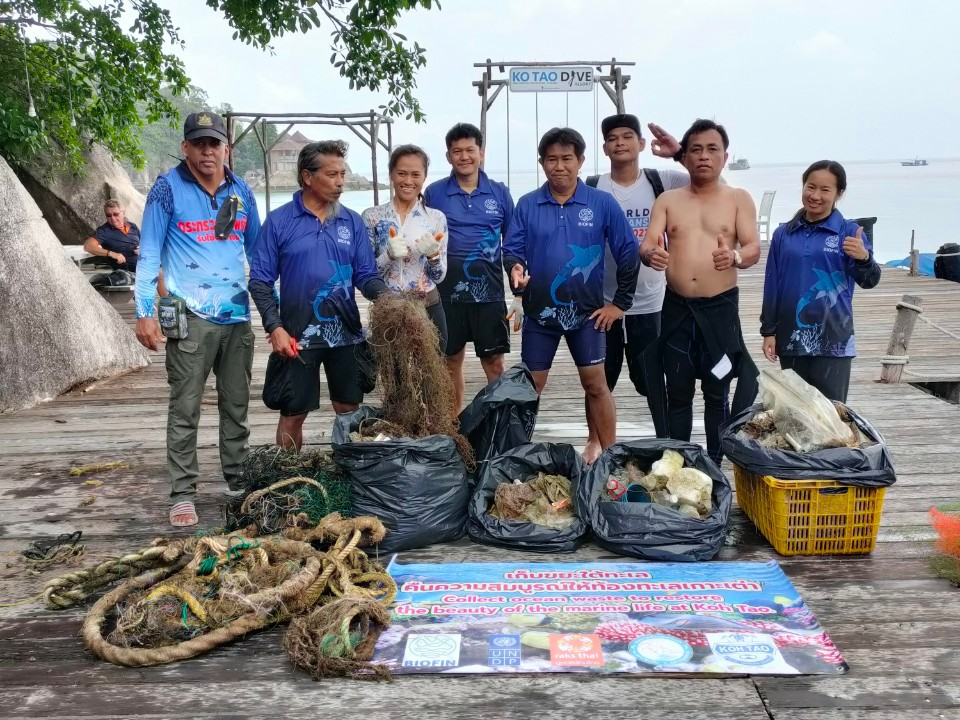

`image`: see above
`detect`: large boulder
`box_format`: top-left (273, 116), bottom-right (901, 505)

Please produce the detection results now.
top-left (14, 144), bottom-right (146, 245)
top-left (0, 156), bottom-right (149, 414)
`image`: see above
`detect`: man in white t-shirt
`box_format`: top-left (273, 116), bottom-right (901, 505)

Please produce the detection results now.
top-left (584, 114), bottom-right (688, 458)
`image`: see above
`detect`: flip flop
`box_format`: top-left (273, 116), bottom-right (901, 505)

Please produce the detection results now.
top-left (169, 500), bottom-right (198, 527)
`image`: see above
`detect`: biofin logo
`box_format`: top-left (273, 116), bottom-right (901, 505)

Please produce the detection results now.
top-left (402, 633), bottom-right (461, 668)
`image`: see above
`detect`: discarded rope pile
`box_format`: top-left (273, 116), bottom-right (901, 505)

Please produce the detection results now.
top-left (368, 292), bottom-right (475, 469)
top-left (226, 447), bottom-right (351, 534)
top-left (43, 513), bottom-right (397, 678)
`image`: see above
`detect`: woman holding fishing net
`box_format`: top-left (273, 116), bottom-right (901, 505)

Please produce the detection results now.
top-left (362, 145), bottom-right (449, 347)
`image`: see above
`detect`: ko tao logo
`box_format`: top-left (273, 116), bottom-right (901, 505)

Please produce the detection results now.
top-left (484, 199), bottom-right (499, 211)
top-left (579, 208), bottom-right (595, 223)
top-left (337, 226), bottom-right (352, 240)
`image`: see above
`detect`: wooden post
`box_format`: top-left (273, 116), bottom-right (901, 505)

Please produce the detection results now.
top-left (909, 229), bottom-right (919, 276)
top-left (880, 294), bottom-right (923, 383)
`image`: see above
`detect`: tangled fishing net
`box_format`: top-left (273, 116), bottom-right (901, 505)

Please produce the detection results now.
top-left (930, 504), bottom-right (960, 586)
top-left (42, 513), bottom-right (397, 680)
top-left (225, 446), bottom-right (351, 535)
top-left (367, 292), bottom-right (475, 469)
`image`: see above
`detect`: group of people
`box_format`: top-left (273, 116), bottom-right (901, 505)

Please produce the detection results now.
top-left (129, 110), bottom-right (880, 527)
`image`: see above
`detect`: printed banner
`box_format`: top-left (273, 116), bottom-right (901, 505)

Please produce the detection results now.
top-left (371, 560), bottom-right (847, 675)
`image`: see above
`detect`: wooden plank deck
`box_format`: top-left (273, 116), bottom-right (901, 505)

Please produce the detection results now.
top-left (2, 259), bottom-right (960, 719)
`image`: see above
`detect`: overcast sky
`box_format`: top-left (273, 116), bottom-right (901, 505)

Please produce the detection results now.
top-left (162, 0), bottom-right (958, 175)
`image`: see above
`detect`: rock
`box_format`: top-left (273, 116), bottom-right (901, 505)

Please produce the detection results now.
top-left (14, 144), bottom-right (146, 246)
top-left (0, 156), bottom-right (149, 413)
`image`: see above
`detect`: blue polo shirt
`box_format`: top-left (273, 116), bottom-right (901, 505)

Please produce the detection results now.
top-left (760, 209), bottom-right (880, 357)
top-left (135, 162), bottom-right (261, 323)
top-left (423, 170), bottom-right (514, 303)
top-left (248, 192), bottom-right (380, 349)
top-left (503, 180), bottom-right (638, 331)
top-left (94, 221), bottom-right (140, 272)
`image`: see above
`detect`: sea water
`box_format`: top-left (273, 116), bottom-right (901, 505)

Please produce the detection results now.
top-left (254, 160), bottom-right (960, 263)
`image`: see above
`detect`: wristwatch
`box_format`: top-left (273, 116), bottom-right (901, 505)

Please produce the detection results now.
top-left (733, 249), bottom-right (742, 268)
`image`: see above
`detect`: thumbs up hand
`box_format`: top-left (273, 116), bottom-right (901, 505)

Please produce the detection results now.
top-left (843, 226), bottom-right (869, 261)
top-left (713, 234), bottom-right (735, 271)
top-left (644, 232), bottom-right (670, 271)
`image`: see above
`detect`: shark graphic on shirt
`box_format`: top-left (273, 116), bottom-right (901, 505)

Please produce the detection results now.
top-left (796, 268), bottom-right (848, 329)
top-left (312, 261), bottom-right (354, 322)
top-left (549, 244), bottom-right (603, 307)
top-left (463, 228), bottom-right (500, 281)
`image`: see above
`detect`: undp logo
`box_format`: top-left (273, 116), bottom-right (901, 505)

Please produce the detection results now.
top-left (337, 226), bottom-right (351, 240)
top-left (579, 208), bottom-right (594, 223)
top-left (484, 199), bottom-right (498, 211)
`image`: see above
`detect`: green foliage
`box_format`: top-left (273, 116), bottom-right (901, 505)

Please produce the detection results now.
top-left (207, 0), bottom-right (438, 121)
top-left (0, 0), bottom-right (189, 171)
top-left (0, 0), bottom-right (437, 172)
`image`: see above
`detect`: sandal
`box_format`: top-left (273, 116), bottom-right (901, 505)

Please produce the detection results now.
top-left (169, 500), bottom-right (198, 527)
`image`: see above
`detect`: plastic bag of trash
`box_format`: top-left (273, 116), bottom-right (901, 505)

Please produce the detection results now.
top-left (333, 407), bottom-right (470, 553)
top-left (580, 439), bottom-right (732, 561)
top-left (468, 443), bottom-right (588, 553)
top-left (458, 364), bottom-right (539, 471)
top-left (759, 368), bottom-right (855, 451)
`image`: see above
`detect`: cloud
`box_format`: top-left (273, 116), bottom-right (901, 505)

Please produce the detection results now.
top-left (794, 31), bottom-right (854, 60)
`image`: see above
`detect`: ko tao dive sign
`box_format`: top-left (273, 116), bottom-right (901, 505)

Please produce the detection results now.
top-left (508, 66), bottom-right (595, 92)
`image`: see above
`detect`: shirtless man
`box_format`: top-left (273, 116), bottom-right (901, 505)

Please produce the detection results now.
top-left (638, 119), bottom-right (760, 463)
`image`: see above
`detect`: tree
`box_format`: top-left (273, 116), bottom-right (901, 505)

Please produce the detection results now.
top-left (0, 0), bottom-right (438, 172)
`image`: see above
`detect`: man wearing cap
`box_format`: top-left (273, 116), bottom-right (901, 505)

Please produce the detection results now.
top-left (134, 111), bottom-right (262, 528)
top-left (582, 115), bottom-right (688, 458)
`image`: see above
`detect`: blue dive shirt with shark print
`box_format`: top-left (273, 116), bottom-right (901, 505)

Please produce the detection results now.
top-left (135, 162), bottom-right (261, 323)
top-left (248, 192), bottom-right (381, 350)
top-left (423, 170), bottom-right (514, 304)
top-left (760, 209), bottom-right (881, 357)
top-left (503, 180), bottom-right (638, 331)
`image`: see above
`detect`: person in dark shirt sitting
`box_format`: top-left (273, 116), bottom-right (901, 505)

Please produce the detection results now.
top-left (84, 199), bottom-right (140, 272)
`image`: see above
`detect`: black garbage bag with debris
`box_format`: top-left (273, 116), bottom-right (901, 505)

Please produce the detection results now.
top-left (332, 406), bottom-right (470, 553)
top-left (581, 439), bottom-right (732, 562)
top-left (468, 442), bottom-right (588, 553)
top-left (720, 403), bottom-right (896, 487)
top-left (458, 364), bottom-right (539, 472)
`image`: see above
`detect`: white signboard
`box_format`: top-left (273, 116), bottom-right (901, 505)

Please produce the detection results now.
top-left (508, 66), bottom-right (594, 93)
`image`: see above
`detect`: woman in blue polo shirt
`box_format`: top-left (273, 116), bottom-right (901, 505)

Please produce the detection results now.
top-left (760, 160), bottom-right (880, 402)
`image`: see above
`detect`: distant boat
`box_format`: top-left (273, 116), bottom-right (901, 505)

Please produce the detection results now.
top-left (901, 158), bottom-right (928, 166)
top-left (729, 156), bottom-right (750, 170)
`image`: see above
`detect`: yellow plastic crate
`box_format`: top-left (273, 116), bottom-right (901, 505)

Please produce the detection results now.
top-left (733, 466), bottom-right (886, 556)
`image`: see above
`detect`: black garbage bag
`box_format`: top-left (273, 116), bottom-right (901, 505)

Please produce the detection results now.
top-left (720, 403), bottom-right (896, 487)
top-left (458, 364), bottom-right (539, 470)
top-left (332, 407), bottom-right (470, 553)
top-left (935, 242), bottom-right (960, 283)
top-left (581, 440), bottom-right (732, 562)
top-left (468, 442), bottom-right (588, 553)
top-left (90, 269), bottom-right (135, 288)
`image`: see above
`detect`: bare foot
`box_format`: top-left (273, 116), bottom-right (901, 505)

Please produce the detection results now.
top-left (582, 440), bottom-right (602, 465)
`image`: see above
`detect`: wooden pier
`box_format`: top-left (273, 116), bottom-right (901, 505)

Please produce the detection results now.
top-left (1, 259), bottom-right (959, 719)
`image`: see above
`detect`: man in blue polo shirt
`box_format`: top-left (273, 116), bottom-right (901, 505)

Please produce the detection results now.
top-left (249, 140), bottom-right (387, 450)
top-left (423, 123), bottom-right (515, 409)
top-left (83, 199), bottom-right (141, 272)
top-left (134, 111), bottom-right (262, 528)
top-left (503, 127), bottom-right (638, 463)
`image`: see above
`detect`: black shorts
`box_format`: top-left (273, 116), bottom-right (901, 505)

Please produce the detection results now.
top-left (264, 344), bottom-right (363, 416)
top-left (443, 301), bottom-right (510, 358)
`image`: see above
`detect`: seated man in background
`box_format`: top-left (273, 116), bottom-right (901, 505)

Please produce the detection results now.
top-left (84, 199), bottom-right (140, 273)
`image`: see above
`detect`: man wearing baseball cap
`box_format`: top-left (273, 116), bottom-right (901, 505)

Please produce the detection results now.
top-left (134, 110), bottom-right (262, 527)
top-left (582, 114), bottom-right (689, 458)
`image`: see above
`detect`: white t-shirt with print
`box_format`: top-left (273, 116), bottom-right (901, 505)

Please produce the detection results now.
top-left (598, 169), bottom-right (689, 315)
